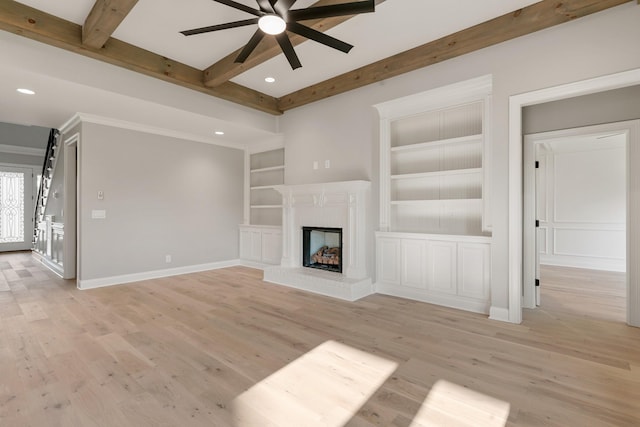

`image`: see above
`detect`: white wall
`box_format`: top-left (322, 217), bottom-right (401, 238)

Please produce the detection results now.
top-left (537, 143), bottom-right (626, 271)
top-left (78, 121), bottom-right (244, 283)
top-left (279, 3), bottom-right (640, 313)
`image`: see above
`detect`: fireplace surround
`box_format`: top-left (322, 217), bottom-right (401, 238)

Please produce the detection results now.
top-left (263, 180), bottom-right (372, 301)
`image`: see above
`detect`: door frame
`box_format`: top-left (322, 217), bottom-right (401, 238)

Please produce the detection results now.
top-left (0, 163), bottom-right (37, 252)
top-left (508, 68), bottom-right (640, 326)
top-left (523, 121), bottom-right (636, 313)
top-left (63, 133), bottom-right (79, 279)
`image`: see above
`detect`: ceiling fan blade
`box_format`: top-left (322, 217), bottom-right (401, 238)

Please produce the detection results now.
top-left (181, 18), bottom-right (259, 36)
top-left (212, 0), bottom-right (263, 17)
top-left (289, 0), bottom-right (374, 21)
top-left (287, 21), bottom-right (352, 53)
top-left (275, 33), bottom-right (302, 69)
top-left (235, 29), bottom-right (266, 63)
top-left (256, 0), bottom-right (276, 13)
top-left (273, 0), bottom-right (296, 17)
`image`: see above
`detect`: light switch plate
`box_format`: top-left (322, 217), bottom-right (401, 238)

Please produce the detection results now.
top-left (91, 209), bottom-right (106, 219)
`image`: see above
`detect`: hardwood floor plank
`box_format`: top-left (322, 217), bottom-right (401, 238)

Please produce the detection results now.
top-left (0, 252), bottom-right (639, 426)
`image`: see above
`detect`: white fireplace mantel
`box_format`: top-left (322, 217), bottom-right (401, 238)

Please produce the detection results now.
top-left (263, 180), bottom-right (373, 301)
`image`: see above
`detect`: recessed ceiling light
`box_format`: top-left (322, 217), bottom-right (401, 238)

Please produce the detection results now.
top-left (215, 131), bottom-right (225, 135)
top-left (17, 88), bottom-right (35, 95)
top-left (265, 77), bottom-right (276, 83)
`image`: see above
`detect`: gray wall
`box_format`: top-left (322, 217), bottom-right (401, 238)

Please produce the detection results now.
top-left (0, 122), bottom-right (50, 166)
top-left (278, 3), bottom-right (640, 313)
top-left (79, 122), bottom-right (244, 281)
top-left (523, 85), bottom-right (640, 134)
top-left (0, 122), bottom-right (50, 148)
top-left (0, 152), bottom-right (43, 166)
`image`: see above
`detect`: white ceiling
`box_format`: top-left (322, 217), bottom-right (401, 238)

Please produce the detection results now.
top-left (14, 0), bottom-right (542, 97)
top-left (2, 0), bottom-right (542, 148)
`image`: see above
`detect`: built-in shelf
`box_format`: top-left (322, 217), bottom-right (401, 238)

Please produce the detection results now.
top-left (391, 168), bottom-right (482, 180)
top-left (390, 198), bottom-right (482, 205)
top-left (373, 75), bottom-right (492, 315)
top-left (248, 148), bottom-right (285, 227)
top-left (250, 165), bottom-right (285, 174)
top-left (391, 134), bottom-right (482, 152)
top-left (250, 205), bottom-right (283, 209)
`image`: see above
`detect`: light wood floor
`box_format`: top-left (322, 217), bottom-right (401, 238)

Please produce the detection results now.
top-left (539, 264), bottom-right (626, 323)
top-left (1, 251), bottom-right (639, 426)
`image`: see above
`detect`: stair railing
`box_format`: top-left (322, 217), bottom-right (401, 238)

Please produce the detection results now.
top-left (32, 128), bottom-right (60, 248)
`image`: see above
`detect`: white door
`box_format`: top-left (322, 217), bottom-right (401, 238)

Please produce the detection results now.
top-left (0, 166), bottom-right (34, 252)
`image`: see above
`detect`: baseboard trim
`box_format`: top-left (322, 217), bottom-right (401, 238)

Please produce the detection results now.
top-left (540, 258), bottom-right (625, 273)
top-left (77, 259), bottom-right (240, 290)
top-left (32, 250), bottom-right (64, 278)
top-left (489, 306), bottom-right (511, 323)
top-left (375, 283), bottom-right (490, 315)
top-left (238, 260), bottom-right (277, 270)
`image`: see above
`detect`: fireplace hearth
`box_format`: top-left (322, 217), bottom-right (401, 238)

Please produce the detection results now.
top-left (302, 226), bottom-right (342, 273)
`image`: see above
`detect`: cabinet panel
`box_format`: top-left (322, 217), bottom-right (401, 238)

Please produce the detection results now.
top-left (401, 240), bottom-right (426, 289)
top-left (427, 241), bottom-right (457, 295)
top-left (240, 226), bottom-right (283, 265)
top-left (377, 238), bottom-right (401, 286)
top-left (262, 230), bottom-right (282, 265)
top-left (457, 243), bottom-right (490, 299)
top-left (240, 228), bottom-right (261, 262)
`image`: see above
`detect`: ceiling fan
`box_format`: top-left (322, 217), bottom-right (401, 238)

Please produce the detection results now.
top-left (180, 0), bottom-right (375, 70)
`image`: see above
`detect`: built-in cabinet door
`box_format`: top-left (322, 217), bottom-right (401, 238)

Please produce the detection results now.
top-left (457, 243), bottom-right (490, 299)
top-left (426, 241), bottom-right (457, 295)
top-left (240, 228), bottom-right (262, 262)
top-left (261, 230), bottom-right (282, 265)
top-left (377, 237), bottom-right (401, 286)
top-left (239, 229), bottom-right (253, 260)
top-left (401, 239), bottom-right (426, 289)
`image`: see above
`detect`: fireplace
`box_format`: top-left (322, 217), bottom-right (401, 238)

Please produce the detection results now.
top-left (302, 227), bottom-right (342, 273)
top-left (263, 180), bottom-right (372, 301)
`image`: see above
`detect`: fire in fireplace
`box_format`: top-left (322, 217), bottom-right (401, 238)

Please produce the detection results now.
top-left (302, 226), bottom-right (342, 273)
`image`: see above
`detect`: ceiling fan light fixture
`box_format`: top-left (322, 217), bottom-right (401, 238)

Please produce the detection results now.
top-left (258, 15), bottom-right (286, 35)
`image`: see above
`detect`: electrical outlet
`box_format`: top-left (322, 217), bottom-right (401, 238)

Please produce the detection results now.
top-left (324, 159), bottom-right (330, 169)
top-left (165, 255), bottom-right (172, 263)
top-left (97, 190), bottom-right (104, 200)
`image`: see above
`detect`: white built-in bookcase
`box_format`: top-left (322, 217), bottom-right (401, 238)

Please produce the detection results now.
top-left (374, 75), bottom-right (493, 314)
top-left (240, 147), bottom-right (284, 266)
top-left (249, 148), bottom-right (284, 226)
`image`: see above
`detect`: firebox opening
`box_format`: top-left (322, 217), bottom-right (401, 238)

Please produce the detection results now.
top-left (302, 227), bottom-right (342, 273)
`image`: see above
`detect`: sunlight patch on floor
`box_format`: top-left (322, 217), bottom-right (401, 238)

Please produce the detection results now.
top-left (409, 380), bottom-right (510, 427)
top-left (232, 340), bottom-right (398, 427)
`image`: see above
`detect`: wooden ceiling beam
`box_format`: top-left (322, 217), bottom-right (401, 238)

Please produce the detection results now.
top-left (277, 0), bottom-right (631, 111)
top-left (0, 0), bottom-right (282, 115)
top-left (83, 0), bottom-right (139, 49)
top-left (203, 0), bottom-right (386, 88)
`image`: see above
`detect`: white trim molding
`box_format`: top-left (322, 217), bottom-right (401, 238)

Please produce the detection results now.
top-left (78, 259), bottom-right (240, 290)
top-left (58, 112), bottom-right (248, 151)
top-left (509, 67), bottom-right (640, 326)
top-left (0, 144), bottom-right (45, 157)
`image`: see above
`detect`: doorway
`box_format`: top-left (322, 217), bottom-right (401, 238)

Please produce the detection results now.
top-left (523, 123), bottom-right (629, 321)
top-left (0, 165), bottom-right (34, 252)
top-left (508, 69), bottom-right (640, 327)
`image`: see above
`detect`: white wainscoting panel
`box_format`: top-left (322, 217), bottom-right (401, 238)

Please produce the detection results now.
top-left (536, 144), bottom-right (626, 271)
